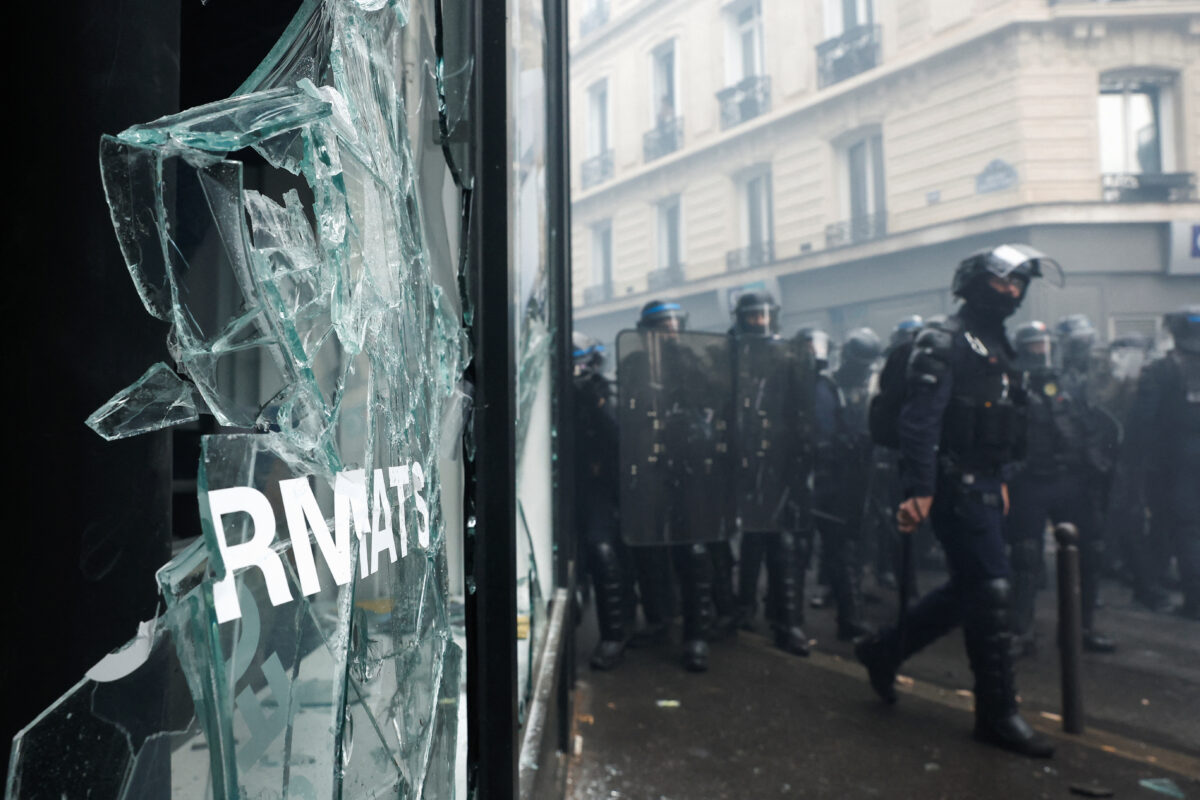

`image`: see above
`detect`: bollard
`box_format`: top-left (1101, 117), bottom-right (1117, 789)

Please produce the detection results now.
top-left (1055, 522), bottom-right (1085, 734)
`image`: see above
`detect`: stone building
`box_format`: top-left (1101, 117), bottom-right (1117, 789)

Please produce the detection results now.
top-left (569, 0), bottom-right (1200, 348)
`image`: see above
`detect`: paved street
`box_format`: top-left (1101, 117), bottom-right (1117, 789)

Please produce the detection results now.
top-left (566, 568), bottom-right (1200, 799)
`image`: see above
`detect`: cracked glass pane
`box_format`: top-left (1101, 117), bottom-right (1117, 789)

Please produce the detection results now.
top-left (8, 0), bottom-right (471, 797)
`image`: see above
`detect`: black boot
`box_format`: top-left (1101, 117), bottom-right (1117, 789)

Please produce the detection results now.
top-left (1080, 535), bottom-right (1116, 653)
top-left (833, 525), bottom-right (869, 640)
top-left (965, 578), bottom-right (1054, 759)
top-left (589, 541), bottom-right (628, 670)
top-left (768, 532), bottom-right (810, 657)
top-left (854, 634), bottom-right (898, 704)
top-left (676, 543), bottom-right (715, 672)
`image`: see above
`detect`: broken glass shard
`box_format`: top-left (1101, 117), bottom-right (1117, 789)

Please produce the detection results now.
top-left (86, 362), bottom-right (202, 441)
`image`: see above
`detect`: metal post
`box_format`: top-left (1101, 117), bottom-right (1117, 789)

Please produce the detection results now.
top-left (1055, 522), bottom-right (1085, 734)
top-left (466, 0), bottom-right (519, 795)
top-left (543, 0), bottom-right (577, 756)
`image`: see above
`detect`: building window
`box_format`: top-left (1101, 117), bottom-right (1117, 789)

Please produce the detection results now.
top-left (1099, 70), bottom-right (1191, 202)
top-left (824, 0), bottom-right (873, 36)
top-left (817, 0), bottom-right (879, 88)
top-left (827, 129), bottom-right (887, 247)
top-left (651, 40), bottom-right (678, 124)
top-left (727, 169), bottom-right (774, 271)
top-left (727, 0), bottom-right (763, 84)
top-left (582, 79), bottom-right (614, 189)
top-left (644, 41), bottom-right (684, 162)
top-left (717, 1), bottom-right (770, 129)
top-left (649, 196), bottom-right (684, 290)
top-left (585, 220), bottom-right (613, 304)
top-left (580, 0), bottom-right (609, 37)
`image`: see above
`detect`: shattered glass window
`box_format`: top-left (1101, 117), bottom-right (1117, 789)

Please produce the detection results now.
top-left (8, 1), bottom-right (474, 797)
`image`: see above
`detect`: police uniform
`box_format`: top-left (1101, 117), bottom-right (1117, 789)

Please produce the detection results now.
top-left (856, 243), bottom-right (1060, 759)
top-left (1126, 309), bottom-right (1200, 619)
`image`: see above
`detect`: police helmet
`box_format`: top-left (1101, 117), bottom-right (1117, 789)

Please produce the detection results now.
top-left (732, 291), bottom-right (780, 336)
top-left (637, 299), bottom-right (688, 332)
top-left (841, 327), bottom-right (883, 368)
top-left (796, 326), bottom-right (831, 369)
top-left (1055, 314), bottom-right (1098, 368)
top-left (572, 331), bottom-right (605, 378)
top-left (1165, 305), bottom-right (1200, 354)
top-left (951, 243), bottom-right (1065, 300)
top-left (1013, 320), bottom-right (1053, 369)
top-left (890, 315), bottom-right (923, 348)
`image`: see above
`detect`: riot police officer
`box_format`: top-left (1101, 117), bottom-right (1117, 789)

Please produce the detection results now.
top-left (890, 315), bottom-right (924, 349)
top-left (1005, 321), bottom-right (1116, 657)
top-left (855, 244), bottom-right (1061, 758)
top-left (620, 300), bottom-right (724, 670)
top-left (823, 328), bottom-right (882, 640)
top-left (572, 333), bottom-right (634, 669)
top-left (1126, 306), bottom-right (1200, 620)
top-left (731, 292), bottom-right (812, 655)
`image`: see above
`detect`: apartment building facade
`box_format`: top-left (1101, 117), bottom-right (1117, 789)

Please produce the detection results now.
top-left (569, 0), bottom-right (1200, 349)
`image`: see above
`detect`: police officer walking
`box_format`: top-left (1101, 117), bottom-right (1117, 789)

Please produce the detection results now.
top-left (855, 244), bottom-right (1061, 758)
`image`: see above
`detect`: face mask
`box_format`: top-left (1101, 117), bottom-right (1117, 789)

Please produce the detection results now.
top-left (963, 281), bottom-right (1021, 322)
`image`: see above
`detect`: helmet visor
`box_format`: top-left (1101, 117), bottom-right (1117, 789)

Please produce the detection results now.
top-left (989, 244), bottom-right (1065, 288)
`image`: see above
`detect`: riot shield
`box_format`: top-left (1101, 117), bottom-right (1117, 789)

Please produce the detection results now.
top-left (733, 336), bottom-right (811, 532)
top-left (617, 329), bottom-right (734, 545)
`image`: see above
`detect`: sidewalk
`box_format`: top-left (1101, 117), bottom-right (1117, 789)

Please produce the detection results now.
top-left (565, 578), bottom-right (1200, 800)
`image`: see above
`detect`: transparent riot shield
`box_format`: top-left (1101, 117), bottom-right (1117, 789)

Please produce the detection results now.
top-left (733, 336), bottom-right (811, 532)
top-left (617, 329), bottom-right (734, 545)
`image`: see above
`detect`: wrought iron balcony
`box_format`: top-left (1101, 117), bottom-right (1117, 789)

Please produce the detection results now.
top-left (825, 213), bottom-right (887, 248)
top-left (816, 25), bottom-right (881, 88)
top-left (643, 116), bottom-right (684, 162)
top-left (725, 240), bottom-right (774, 272)
top-left (580, 149), bottom-right (614, 190)
top-left (647, 262), bottom-right (685, 291)
top-left (1101, 172), bottom-right (1195, 203)
top-left (579, 1), bottom-right (609, 37)
top-left (716, 75), bottom-right (771, 130)
top-left (582, 283), bottom-right (613, 305)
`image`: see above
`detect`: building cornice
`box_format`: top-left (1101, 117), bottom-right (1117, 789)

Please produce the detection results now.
top-left (573, 201), bottom-right (1200, 320)
top-left (571, 4), bottom-right (1200, 209)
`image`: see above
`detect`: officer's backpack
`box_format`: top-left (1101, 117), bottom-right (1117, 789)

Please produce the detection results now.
top-left (868, 342), bottom-right (912, 449)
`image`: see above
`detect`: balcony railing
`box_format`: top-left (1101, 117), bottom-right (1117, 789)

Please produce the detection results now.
top-left (717, 75), bottom-right (771, 130)
top-left (579, 1), bottom-right (609, 37)
top-left (816, 25), bottom-right (881, 88)
top-left (580, 149), bottom-right (614, 190)
top-left (725, 240), bottom-right (775, 272)
top-left (1101, 172), bottom-right (1195, 203)
top-left (825, 213), bottom-right (887, 248)
top-left (647, 262), bottom-right (685, 291)
top-left (582, 283), bottom-right (612, 305)
top-left (643, 116), bottom-right (684, 162)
